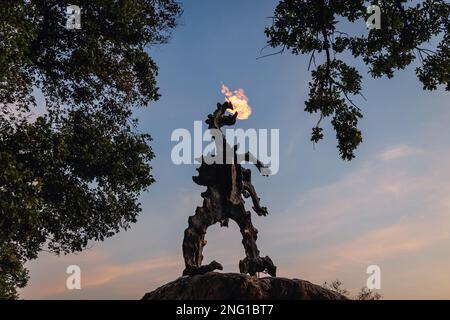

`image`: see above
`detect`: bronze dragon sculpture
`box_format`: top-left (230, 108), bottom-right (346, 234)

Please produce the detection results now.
top-left (182, 101), bottom-right (277, 277)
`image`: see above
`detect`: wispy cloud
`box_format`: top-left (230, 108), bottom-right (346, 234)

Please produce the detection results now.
top-left (263, 144), bottom-right (450, 297)
top-left (379, 145), bottom-right (421, 161)
top-left (21, 253), bottom-right (182, 299)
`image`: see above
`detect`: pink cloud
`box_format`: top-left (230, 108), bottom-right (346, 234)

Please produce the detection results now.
top-left (379, 145), bottom-right (420, 161)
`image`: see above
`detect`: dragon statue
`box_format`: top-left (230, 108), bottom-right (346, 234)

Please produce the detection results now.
top-left (182, 101), bottom-right (277, 277)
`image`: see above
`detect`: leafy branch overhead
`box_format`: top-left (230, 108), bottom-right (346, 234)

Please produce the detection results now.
top-left (265, 0), bottom-right (449, 160)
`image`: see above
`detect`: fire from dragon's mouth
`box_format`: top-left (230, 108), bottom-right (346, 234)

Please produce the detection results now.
top-left (221, 84), bottom-right (252, 120)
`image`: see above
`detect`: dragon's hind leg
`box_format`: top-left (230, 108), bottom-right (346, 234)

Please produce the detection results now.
top-left (232, 207), bottom-right (277, 277)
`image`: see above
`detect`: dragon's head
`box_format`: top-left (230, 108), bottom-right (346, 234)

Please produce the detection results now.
top-left (205, 101), bottom-right (238, 129)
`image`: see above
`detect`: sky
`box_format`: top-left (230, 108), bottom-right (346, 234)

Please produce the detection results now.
top-left (19, 0), bottom-right (450, 299)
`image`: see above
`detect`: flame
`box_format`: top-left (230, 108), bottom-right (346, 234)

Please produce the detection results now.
top-left (221, 84), bottom-right (252, 120)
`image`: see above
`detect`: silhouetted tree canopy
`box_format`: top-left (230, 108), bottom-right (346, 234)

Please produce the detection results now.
top-left (0, 0), bottom-right (181, 298)
top-left (265, 0), bottom-right (449, 160)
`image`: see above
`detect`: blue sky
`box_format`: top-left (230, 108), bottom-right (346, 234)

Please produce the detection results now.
top-left (20, 0), bottom-right (450, 299)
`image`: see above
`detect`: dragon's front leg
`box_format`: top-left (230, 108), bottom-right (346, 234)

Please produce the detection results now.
top-left (243, 182), bottom-right (268, 216)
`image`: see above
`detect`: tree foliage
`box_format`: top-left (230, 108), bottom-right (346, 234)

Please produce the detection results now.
top-left (0, 0), bottom-right (181, 298)
top-left (323, 279), bottom-right (382, 300)
top-left (0, 243), bottom-right (29, 299)
top-left (265, 0), bottom-right (449, 160)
